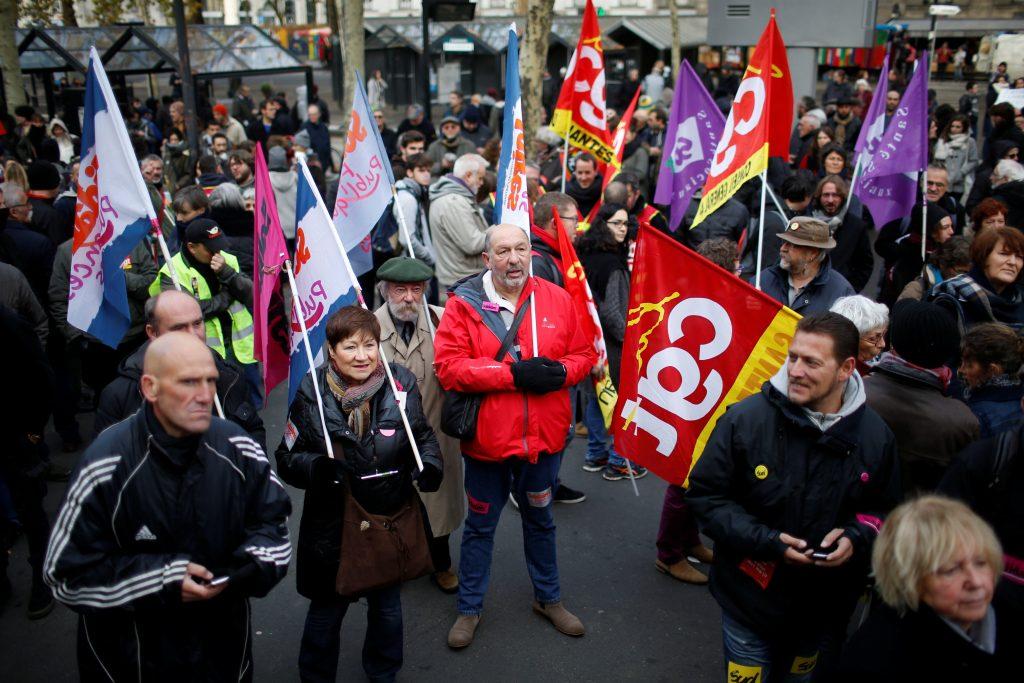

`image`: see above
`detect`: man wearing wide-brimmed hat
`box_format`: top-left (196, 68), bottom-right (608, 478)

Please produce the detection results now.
top-left (758, 216), bottom-right (855, 314)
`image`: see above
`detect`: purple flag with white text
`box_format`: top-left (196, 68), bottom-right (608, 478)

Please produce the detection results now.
top-left (653, 61), bottom-right (724, 232)
top-left (852, 53), bottom-right (890, 163)
top-left (856, 54), bottom-right (928, 227)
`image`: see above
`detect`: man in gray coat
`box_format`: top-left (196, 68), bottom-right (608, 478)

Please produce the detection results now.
top-left (429, 154), bottom-right (489, 298)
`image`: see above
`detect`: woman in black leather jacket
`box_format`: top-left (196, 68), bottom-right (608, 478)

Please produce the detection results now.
top-left (276, 305), bottom-right (442, 683)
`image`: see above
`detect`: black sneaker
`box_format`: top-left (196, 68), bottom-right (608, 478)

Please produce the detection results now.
top-left (581, 457), bottom-right (608, 473)
top-left (554, 484), bottom-right (586, 504)
top-left (27, 581), bottom-right (55, 620)
top-left (602, 463), bottom-right (649, 481)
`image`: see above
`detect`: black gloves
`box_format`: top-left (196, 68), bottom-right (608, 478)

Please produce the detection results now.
top-left (315, 455), bottom-right (354, 484)
top-left (414, 463), bottom-right (443, 493)
top-left (511, 356), bottom-right (567, 394)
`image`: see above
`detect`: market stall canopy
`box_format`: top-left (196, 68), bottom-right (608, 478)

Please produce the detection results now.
top-left (16, 24), bottom-right (308, 79)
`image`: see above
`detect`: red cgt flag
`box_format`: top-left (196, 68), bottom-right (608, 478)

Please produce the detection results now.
top-left (550, 0), bottom-right (615, 165)
top-left (691, 9), bottom-right (792, 228)
top-left (612, 226), bottom-right (800, 485)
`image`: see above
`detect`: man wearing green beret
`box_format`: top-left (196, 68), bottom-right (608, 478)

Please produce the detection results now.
top-left (374, 257), bottom-right (465, 594)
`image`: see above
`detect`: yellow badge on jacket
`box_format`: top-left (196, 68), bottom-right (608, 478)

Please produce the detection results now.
top-left (754, 465), bottom-right (768, 480)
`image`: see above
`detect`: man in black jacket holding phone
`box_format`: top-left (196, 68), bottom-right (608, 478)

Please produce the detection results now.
top-left (688, 313), bottom-right (901, 682)
top-left (44, 332), bottom-right (291, 681)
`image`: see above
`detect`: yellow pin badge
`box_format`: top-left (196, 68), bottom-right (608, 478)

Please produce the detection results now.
top-left (754, 465), bottom-right (769, 480)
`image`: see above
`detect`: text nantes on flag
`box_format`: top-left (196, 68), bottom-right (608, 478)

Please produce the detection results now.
top-left (612, 226), bottom-right (800, 486)
top-left (690, 10), bottom-right (793, 229)
top-left (550, 0), bottom-right (615, 165)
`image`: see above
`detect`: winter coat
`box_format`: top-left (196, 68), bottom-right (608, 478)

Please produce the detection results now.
top-left (962, 376), bottom-right (1024, 439)
top-left (46, 118), bottom-right (80, 165)
top-left (682, 195), bottom-right (749, 249)
top-left (565, 177), bottom-right (603, 218)
top-left (425, 136), bottom-right (476, 177)
top-left (758, 257), bottom-right (856, 315)
top-left (688, 369), bottom-right (900, 637)
top-left (221, 116), bottom-right (247, 148)
top-left (275, 363), bottom-right (441, 601)
top-left (461, 124), bottom-right (493, 150)
top-left (433, 272), bottom-right (596, 463)
top-left (929, 269), bottom-right (1024, 329)
top-left (0, 305), bottom-right (52, 478)
top-left (838, 602), bottom-right (1010, 682)
top-left (934, 134), bottom-right (979, 195)
top-left (579, 249), bottom-right (628, 385)
top-left (48, 238), bottom-right (156, 344)
top-left (992, 180), bottom-right (1024, 231)
top-left (811, 207), bottom-right (874, 293)
top-left (93, 340), bottom-right (265, 446)
top-left (269, 169), bottom-right (298, 239)
top-left (0, 220), bottom-right (56, 307)
top-left (0, 262), bottom-right (47, 346)
top-left (375, 304), bottom-right (464, 537)
top-left (428, 175), bottom-right (488, 291)
top-left (28, 196), bottom-right (72, 246)
top-left (43, 408), bottom-right (291, 682)
top-left (394, 178), bottom-right (435, 266)
top-left (162, 140), bottom-right (194, 194)
top-left (301, 120), bottom-right (332, 171)
top-left (864, 354), bottom-right (979, 493)
top-left (530, 226), bottom-right (564, 288)
top-left (939, 424), bottom-right (1024, 646)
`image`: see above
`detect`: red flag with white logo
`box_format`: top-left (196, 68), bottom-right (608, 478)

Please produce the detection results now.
top-left (613, 226), bottom-right (799, 485)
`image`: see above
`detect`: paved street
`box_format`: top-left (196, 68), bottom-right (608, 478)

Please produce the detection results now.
top-left (0, 381), bottom-right (723, 682)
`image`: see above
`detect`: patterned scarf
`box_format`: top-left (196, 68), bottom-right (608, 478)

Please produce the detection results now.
top-left (326, 361), bottom-right (386, 437)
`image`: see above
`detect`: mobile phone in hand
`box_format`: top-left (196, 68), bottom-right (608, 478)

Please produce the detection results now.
top-left (811, 545), bottom-right (835, 561)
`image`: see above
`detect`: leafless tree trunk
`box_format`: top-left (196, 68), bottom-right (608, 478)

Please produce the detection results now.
top-left (521, 0), bottom-right (555, 144)
top-left (63, 0), bottom-right (78, 26)
top-left (670, 0), bottom-right (681, 77)
top-left (339, 0), bottom-right (364, 133)
top-left (0, 0), bottom-right (27, 110)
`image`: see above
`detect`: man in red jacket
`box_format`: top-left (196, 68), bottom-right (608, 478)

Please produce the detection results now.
top-left (434, 223), bottom-right (596, 649)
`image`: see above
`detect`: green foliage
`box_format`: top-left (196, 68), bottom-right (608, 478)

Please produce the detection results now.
top-left (20, 0), bottom-right (60, 25)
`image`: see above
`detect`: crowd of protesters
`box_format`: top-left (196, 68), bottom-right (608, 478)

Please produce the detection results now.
top-left (0, 52), bottom-right (1022, 681)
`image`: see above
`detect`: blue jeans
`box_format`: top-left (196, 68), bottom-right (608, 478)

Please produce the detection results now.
top-left (298, 586), bottom-right (403, 683)
top-left (721, 611), bottom-right (836, 682)
top-left (457, 452), bottom-right (561, 614)
top-left (583, 395), bottom-right (626, 467)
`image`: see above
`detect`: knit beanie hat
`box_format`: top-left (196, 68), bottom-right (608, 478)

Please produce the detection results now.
top-left (890, 299), bottom-right (960, 368)
top-left (908, 201), bottom-right (951, 242)
top-left (27, 160), bottom-right (61, 191)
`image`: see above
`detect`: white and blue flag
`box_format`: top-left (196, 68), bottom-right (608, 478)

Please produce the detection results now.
top-left (331, 71), bottom-right (397, 277)
top-left (68, 47), bottom-right (156, 348)
top-left (289, 160), bottom-right (359, 405)
top-left (494, 24), bottom-right (531, 233)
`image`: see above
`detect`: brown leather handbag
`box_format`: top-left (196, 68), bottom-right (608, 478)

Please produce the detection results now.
top-left (335, 485), bottom-right (434, 598)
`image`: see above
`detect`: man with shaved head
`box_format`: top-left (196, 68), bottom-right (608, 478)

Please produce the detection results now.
top-left (93, 290), bottom-right (265, 445)
top-left (44, 331), bottom-right (291, 681)
top-left (434, 223), bottom-right (596, 648)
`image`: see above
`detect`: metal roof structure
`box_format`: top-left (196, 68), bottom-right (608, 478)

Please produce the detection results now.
top-left (605, 16), bottom-right (708, 51)
top-left (16, 24), bottom-right (308, 80)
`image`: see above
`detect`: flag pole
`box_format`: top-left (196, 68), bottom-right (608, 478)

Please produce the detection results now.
top-left (754, 170), bottom-right (769, 290)
top-left (390, 185), bottom-right (436, 339)
top-left (304, 160), bottom-right (424, 471)
top-left (283, 259), bottom-right (336, 461)
top-left (921, 173), bottom-right (928, 261)
top-left (764, 182), bottom-right (788, 220)
top-left (843, 161), bottom-right (862, 216)
top-left (560, 134), bottom-right (570, 193)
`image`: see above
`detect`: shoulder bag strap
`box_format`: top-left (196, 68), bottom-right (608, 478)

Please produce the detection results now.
top-left (495, 299), bottom-right (531, 362)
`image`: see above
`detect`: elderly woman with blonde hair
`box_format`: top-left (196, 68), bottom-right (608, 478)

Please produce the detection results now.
top-left (838, 496), bottom-right (1010, 681)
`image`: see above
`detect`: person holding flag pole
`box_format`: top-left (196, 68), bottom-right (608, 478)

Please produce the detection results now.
top-left (689, 10), bottom-right (793, 291)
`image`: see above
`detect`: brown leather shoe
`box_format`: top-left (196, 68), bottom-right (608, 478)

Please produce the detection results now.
top-left (433, 570), bottom-right (459, 594)
top-left (655, 558), bottom-right (709, 585)
top-left (447, 614), bottom-right (480, 649)
top-left (687, 544), bottom-right (715, 564)
top-left (532, 601), bottom-right (585, 636)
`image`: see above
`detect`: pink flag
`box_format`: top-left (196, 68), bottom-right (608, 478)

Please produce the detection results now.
top-left (253, 143), bottom-right (291, 404)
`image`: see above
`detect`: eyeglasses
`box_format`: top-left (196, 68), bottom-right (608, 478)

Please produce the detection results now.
top-left (606, 219), bottom-right (628, 228)
top-left (861, 332), bottom-right (886, 347)
top-left (557, 213), bottom-right (579, 224)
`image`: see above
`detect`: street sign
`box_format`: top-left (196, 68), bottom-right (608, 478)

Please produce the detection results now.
top-left (443, 38), bottom-right (475, 53)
